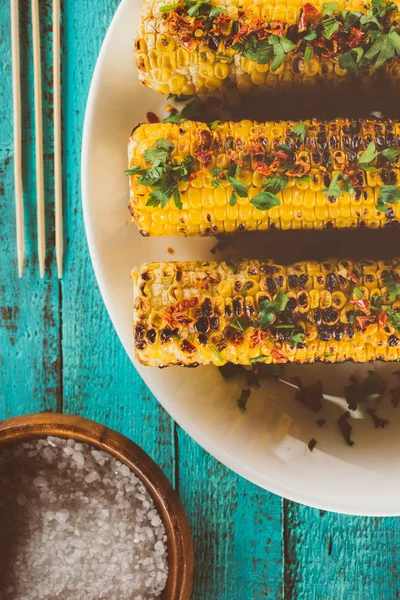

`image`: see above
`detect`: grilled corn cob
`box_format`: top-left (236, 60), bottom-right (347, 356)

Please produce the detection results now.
top-left (127, 118), bottom-right (400, 236)
top-left (133, 258), bottom-right (400, 367)
top-left (135, 0), bottom-right (400, 95)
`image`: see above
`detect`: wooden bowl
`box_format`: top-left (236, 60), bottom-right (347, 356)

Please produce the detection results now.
top-left (0, 413), bottom-right (194, 600)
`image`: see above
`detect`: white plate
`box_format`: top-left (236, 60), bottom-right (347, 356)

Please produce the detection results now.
top-left (82, 0), bottom-right (400, 516)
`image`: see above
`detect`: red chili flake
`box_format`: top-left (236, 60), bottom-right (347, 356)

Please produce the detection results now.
top-left (250, 328), bottom-right (267, 349)
top-left (214, 13), bottom-right (233, 36)
top-left (347, 27), bottom-right (365, 48)
top-left (378, 310), bottom-right (388, 329)
top-left (254, 161), bottom-right (272, 175)
top-left (179, 298), bottom-right (200, 311)
top-left (188, 172), bottom-right (196, 182)
top-left (249, 138), bottom-right (267, 154)
top-left (298, 3), bottom-right (319, 32)
top-left (351, 298), bottom-right (370, 312)
top-left (179, 36), bottom-right (198, 51)
top-left (227, 148), bottom-right (243, 166)
top-left (356, 315), bottom-right (375, 330)
top-left (168, 12), bottom-right (196, 36)
top-left (286, 157), bottom-right (311, 177)
top-left (338, 268), bottom-right (359, 284)
top-left (198, 129), bottom-right (213, 151)
top-left (146, 112), bottom-right (160, 124)
top-left (232, 23), bottom-right (250, 45)
top-left (260, 20), bottom-right (286, 38)
top-left (271, 348), bottom-right (288, 363)
top-left (164, 297), bottom-right (199, 328)
top-left (197, 151), bottom-right (213, 166)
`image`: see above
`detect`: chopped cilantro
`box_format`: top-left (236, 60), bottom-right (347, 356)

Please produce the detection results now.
top-left (227, 175), bottom-right (248, 199)
top-left (345, 371), bottom-right (386, 410)
top-left (376, 185), bottom-right (400, 212)
top-left (382, 305), bottom-right (400, 331)
top-left (229, 190), bottom-right (237, 206)
top-left (322, 172), bottom-right (354, 197)
top-left (354, 287), bottom-right (364, 299)
top-left (127, 139), bottom-right (195, 210)
top-left (322, 2), bottom-right (338, 14)
top-left (226, 260), bottom-right (238, 274)
top-left (249, 356), bottom-right (268, 364)
top-left (231, 319), bottom-right (245, 331)
top-left (290, 331), bottom-right (305, 348)
top-left (210, 345), bottom-right (224, 362)
top-left (215, 54), bottom-right (233, 63)
top-left (209, 120), bottom-right (220, 131)
top-left (250, 191), bottom-right (281, 211)
top-left (321, 16), bottom-right (340, 39)
top-left (384, 277), bottom-right (400, 301)
top-left (304, 45), bottom-right (313, 63)
top-left (159, 2), bottom-right (180, 12)
top-left (258, 291), bottom-right (289, 330)
top-left (291, 123), bottom-right (307, 142)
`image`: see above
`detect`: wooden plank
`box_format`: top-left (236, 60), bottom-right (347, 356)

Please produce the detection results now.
top-left (60, 0), bottom-right (175, 481)
top-left (178, 428), bottom-right (284, 600)
top-left (0, 0), bottom-right (61, 417)
top-left (284, 502), bottom-right (400, 599)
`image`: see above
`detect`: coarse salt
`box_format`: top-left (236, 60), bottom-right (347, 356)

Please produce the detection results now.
top-left (0, 437), bottom-right (168, 599)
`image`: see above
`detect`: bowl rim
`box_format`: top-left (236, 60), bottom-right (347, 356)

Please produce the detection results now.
top-left (0, 412), bottom-right (194, 600)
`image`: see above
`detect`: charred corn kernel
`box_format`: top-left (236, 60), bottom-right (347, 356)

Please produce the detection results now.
top-left (128, 118), bottom-right (400, 236)
top-left (133, 258), bottom-right (400, 367)
top-left (135, 0), bottom-right (400, 97)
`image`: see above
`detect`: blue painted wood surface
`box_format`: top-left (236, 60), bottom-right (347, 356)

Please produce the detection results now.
top-left (1, 1), bottom-right (399, 598)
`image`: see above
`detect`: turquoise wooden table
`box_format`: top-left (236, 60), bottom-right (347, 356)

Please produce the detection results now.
top-left (1, 2), bottom-right (400, 598)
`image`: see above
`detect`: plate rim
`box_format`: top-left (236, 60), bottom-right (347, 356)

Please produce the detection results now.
top-left (81, 0), bottom-right (400, 518)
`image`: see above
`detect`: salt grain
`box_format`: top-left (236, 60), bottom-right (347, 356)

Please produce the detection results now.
top-left (0, 437), bottom-right (168, 599)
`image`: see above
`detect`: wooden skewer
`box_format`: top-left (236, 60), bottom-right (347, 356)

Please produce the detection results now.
top-left (11, 0), bottom-right (24, 278)
top-left (32, 0), bottom-right (45, 278)
top-left (53, 0), bottom-right (63, 279)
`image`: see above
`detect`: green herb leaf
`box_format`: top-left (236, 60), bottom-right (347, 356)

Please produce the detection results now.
top-left (258, 291), bottom-right (289, 330)
top-left (380, 147), bottom-right (399, 162)
top-left (231, 319), bottom-right (245, 331)
top-left (383, 277), bottom-right (400, 301)
top-left (304, 45), bottom-right (313, 62)
top-left (215, 54), bottom-right (233, 63)
top-left (146, 188), bottom-right (172, 208)
top-left (173, 188), bottom-right (182, 210)
top-left (226, 260), bottom-right (238, 274)
top-left (321, 16), bottom-right (340, 39)
top-left (291, 123), bottom-right (307, 142)
top-left (359, 141), bottom-right (379, 166)
top-left (322, 172), bottom-right (343, 197)
top-left (144, 139), bottom-right (175, 166)
top-left (382, 306), bottom-right (400, 331)
top-left (249, 356), bottom-right (268, 364)
top-left (376, 185), bottom-right (400, 212)
top-left (290, 331), bottom-right (305, 348)
top-left (264, 175), bottom-right (289, 194)
top-left (338, 48), bottom-right (363, 74)
top-left (124, 165), bottom-right (149, 176)
top-left (251, 191), bottom-right (281, 211)
top-left (239, 35), bottom-right (274, 65)
top-left (322, 2), bottom-right (338, 15)
top-left (227, 176), bottom-right (248, 198)
top-left (209, 120), bottom-right (220, 130)
top-left (270, 43), bottom-right (285, 71)
top-left (159, 2), bottom-right (180, 12)
top-left (210, 345), bottom-right (224, 362)
top-left (229, 190), bottom-right (237, 206)
top-left (304, 30), bottom-right (317, 41)
top-left (354, 287), bottom-right (364, 298)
